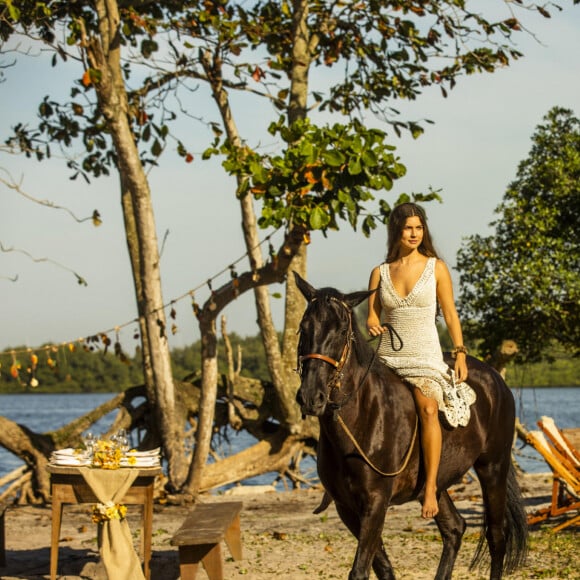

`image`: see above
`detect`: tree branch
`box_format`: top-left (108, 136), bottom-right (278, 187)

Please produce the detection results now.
top-left (0, 169), bottom-right (101, 224)
top-left (0, 242), bottom-right (88, 286)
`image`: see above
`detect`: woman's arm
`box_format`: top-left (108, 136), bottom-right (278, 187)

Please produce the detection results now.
top-left (367, 266), bottom-right (386, 337)
top-left (435, 260), bottom-right (468, 382)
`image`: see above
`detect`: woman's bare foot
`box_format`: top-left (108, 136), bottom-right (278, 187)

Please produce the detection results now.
top-left (422, 488), bottom-right (439, 519)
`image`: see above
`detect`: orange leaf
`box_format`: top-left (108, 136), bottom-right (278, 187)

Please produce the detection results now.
top-left (10, 364), bottom-right (19, 378)
top-left (82, 70), bottom-right (92, 87)
top-left (504, 18), bottom-right (520, 30)
top-left (252, 66), bottom-right (265, 82)
top-left (185, 153), bottom-right (194, 163)
top-left (304, 169), bottom-right (318, 184)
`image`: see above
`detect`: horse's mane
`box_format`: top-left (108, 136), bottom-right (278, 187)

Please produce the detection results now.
top-left (350, 310), bottom-right (378, 369)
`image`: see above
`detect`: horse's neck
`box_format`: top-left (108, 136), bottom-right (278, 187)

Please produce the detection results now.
top-left (328, 362), bottom-right (414, 427)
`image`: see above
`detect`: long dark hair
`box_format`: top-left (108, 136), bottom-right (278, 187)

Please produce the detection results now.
top-left (386, 202), bottom-right (439, 263)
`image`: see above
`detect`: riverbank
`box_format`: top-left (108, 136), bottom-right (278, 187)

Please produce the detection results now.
top-left (1, 473), bottom-right (577, 579)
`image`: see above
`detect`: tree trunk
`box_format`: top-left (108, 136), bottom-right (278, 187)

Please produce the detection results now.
top-left (280, 244), bottom-right (308, 426)
top-left (288, 0), bottom-right (313, 124)
top-left (184, 48), bottom-right (308, 496)
top-left (277, 0), bottom-right (317, 429)
top-left (88, 0), bottom-right (186, 487)
top-left (183, 311), bottom-right (218, 496)
top-left (201, 46), bottom-right (289, 411)
top-left (120, 190), bottom-right (157, 409)
top-left (0, 417), bottom-right (52, 503)
top-left (181, 226), bottom-right (307, 493)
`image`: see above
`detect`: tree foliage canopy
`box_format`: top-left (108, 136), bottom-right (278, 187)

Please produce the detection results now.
top-left (1, 0), bottom-right (564, 236)
top-left (457, 107), bottom-right (580, 362)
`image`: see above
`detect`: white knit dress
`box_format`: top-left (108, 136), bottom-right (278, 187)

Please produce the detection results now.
top-left (376, 257), bottom-right (476, 428)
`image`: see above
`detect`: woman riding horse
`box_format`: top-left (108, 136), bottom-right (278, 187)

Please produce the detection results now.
top-left (367, 202), bottom-right (476, 519)
top-left (295, 269), bottom-right (528, 580)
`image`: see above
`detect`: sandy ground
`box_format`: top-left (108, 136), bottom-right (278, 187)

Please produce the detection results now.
top-left (1, 472), bottom-right (578, 580)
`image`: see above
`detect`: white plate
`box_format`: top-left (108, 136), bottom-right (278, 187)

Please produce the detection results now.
top-left (52, 448), bottom-right (78, 456)
top-left (121, 458), bottom-right (160, 467)
top-left (126, 448), bottom-right (160, 457)
top-left (50, 458), bottom-right (90, 467)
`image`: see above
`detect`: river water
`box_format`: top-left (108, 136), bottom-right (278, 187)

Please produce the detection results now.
top-left (1, 387), bottom-right (578, 491)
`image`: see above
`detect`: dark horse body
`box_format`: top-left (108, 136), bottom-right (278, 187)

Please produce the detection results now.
top-left (294, 274), bottom-right (527, 580)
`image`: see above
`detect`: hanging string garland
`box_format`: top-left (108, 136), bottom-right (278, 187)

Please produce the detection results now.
top-left (190, 291), bottom-right (201, 319)
top-left (169, 301), bottom-right (178, 336)
top-left (0, 228), bottom-right (284, 388)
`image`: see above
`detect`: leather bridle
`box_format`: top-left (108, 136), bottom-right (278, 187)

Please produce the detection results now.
top-left (296, 297), bottom-right (355, 395)
top-left (296, 295), bottom-right (417, 477)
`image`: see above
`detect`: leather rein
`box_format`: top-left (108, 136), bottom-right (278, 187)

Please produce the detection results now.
top-left (296, 297), bottom-right (418, 477)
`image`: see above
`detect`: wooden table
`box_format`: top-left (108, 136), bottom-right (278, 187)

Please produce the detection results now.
top-left (47, 465), bottom-right (161, 580)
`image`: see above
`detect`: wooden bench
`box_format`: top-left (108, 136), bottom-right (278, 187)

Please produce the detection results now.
top-left (170, 501), bottom-right (243, 580)
top-left (0, 502), bottom-right (7, 567)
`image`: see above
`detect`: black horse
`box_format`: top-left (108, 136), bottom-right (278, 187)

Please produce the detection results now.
top-left (294, 273), bottom-right (527, 580)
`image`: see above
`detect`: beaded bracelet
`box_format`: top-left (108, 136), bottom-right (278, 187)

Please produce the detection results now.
top-left (452, 345), bottom-right (468, 358)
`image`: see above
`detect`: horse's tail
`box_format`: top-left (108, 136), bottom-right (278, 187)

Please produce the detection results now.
top-left (313, 490), bottom-right (333, 514)
top-left (470, 464), bottom-right (529, 573)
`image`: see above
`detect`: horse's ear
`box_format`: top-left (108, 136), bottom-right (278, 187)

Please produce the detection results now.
top-left (293, 271), bottom-right (317, 302)
top-left (344, 289), bottom-right (374, 309)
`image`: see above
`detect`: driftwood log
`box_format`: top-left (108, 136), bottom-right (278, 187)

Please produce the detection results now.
top-left (0, 375), bottom-right (317, 504)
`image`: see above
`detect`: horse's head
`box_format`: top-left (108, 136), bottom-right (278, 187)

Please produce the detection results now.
top-left (294, 272), bottom-right (372, 417)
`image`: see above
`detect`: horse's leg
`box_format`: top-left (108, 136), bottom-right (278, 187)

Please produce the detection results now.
top-left (473, 461), bottom-right (509, 580)
top-left (433, 490), bottom-right (467, 580)
top-left (371, 538), bottom-right (396, 580)
top-left (335, 498), bottom-right (395, 580)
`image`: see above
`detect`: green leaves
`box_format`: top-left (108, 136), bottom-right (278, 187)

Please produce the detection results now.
top-left (217, 117), bottom-right (410, 235)
top-left (322, 149), bottom-right (346, 168)
top-left (457, 107), bottom-right (580, 362)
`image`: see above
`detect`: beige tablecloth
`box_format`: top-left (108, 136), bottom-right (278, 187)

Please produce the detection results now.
top-left (81, 468), bottom-right (145, 580)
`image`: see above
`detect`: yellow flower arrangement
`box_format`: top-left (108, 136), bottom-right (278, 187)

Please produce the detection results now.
top-left (91, 501), bottom-right (127, 524)
top-left (91, 439), bottom-right (123, 469)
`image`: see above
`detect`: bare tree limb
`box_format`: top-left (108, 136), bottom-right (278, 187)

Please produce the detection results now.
top-left (0, 168), bottom-right (101, 225)
top-left (0, 242), bottom-right (88, 286)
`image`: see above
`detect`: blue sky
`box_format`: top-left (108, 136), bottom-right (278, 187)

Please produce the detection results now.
top-left (1, 4), bottom-right (579, 357)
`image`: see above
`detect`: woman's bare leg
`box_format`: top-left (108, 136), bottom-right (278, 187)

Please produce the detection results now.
top-left (413, 387), bottom-right (441, 518)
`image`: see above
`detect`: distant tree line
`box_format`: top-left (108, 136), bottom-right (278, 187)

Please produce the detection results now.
top-left (2, 319), bottom-right (578, 394)
top-left (0, 329), bottom-right (273, 394)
